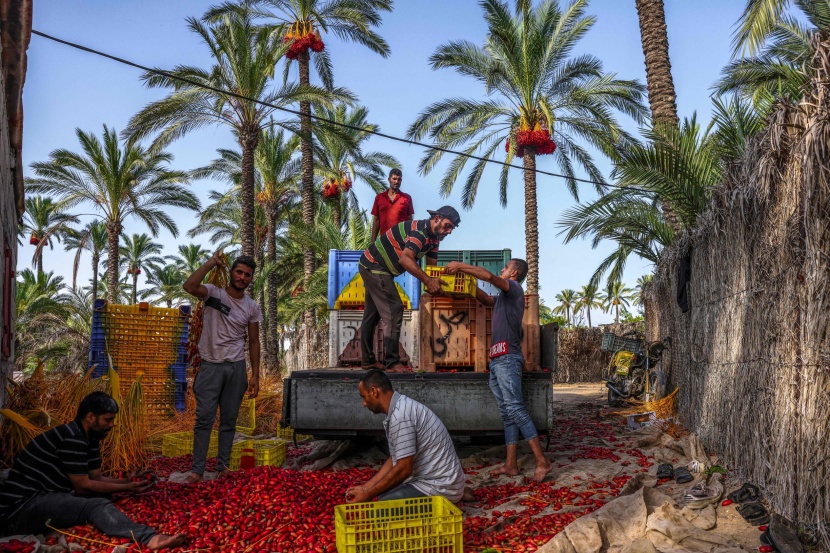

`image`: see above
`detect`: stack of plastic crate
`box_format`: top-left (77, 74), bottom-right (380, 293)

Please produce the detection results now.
top-left (88, 299), bottom-right (191, 424)
top-left (327, 250), bottom-right (422, 368)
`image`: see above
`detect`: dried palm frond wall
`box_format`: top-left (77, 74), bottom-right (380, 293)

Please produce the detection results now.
top-left (647, 34), bottom-right (830, 548)
top-left (554, 323), bottom-right (641, 383)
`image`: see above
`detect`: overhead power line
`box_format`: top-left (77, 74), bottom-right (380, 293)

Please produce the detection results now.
top-left (32, 29), bottom-right (653, 196)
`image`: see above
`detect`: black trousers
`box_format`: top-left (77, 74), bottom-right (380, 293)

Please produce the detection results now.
top-left (359, 265), bottom-right (403, 368)
top-left (1, 492), bottom-right (157, 544)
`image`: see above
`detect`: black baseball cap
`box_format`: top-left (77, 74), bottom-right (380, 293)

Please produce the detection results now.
top-left (427, 206), bottom-right (461, 227)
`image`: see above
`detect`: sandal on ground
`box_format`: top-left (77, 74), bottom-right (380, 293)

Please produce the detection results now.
top-left (726, 482), bottom-right (761, 504)
top-left (656, 463), bottom-right (674, 479)
top-left (674, 466), bottom-right (693, 484)
top-left (736, 501), bottom-right (770, 525)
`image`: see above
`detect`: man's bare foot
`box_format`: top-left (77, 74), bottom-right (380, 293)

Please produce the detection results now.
top-left (533, 462), bottom-right (554, 483)
top-left (490, 465), bottom-right (520, 478)
top-left (216, 468), bottom-right (230, 479)
top-left (183, 472), bottom-right (202, 484)
top-left (147, 533), bottom-right (187, 550)
top-left (461, 486), bottom-right (476, 502)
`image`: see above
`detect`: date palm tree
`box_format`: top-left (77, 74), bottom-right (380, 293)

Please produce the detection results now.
top-left (63, 220), bottom-right (108, 297)
top-left (552, 288), bottom-right (578, 326)
top-left (558, 98), bottom-right (763, 287)
top-left (716, 0), bottom-right (828, 109)
top-left (119, 234), bottom-right (165, 305)
top-left (635, 0), bottom-right (681, 232)
top-left (193, 128), bottom-right (302, 371)
top-left (314, 104), bottom-right (399, 228)
top-left (20, 196), bottom-right (77, 274)
top-left (209, 0), bottom-right (392, 297)
top-left (126, 10), bottom-right (337, 258)
top-left (14, 270), bottom-right (69, 370)
top-left (632, 274), bottom-right (652, 314)
top-left (576, 284), bottom-right (601, 328)
top-left (145, 264), bottom-right (189, 308)
top-left (407, 0), bottom-right (646, 297)
top-left (602, 281), bottom-right (633, 324)
top-left (26, 126), bottom-right (199, 302)
top-left (169, 244), bottom-right (211, 274)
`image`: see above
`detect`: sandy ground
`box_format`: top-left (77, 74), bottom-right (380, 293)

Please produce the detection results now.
top-left (552, 383), bottom-right (766, 552)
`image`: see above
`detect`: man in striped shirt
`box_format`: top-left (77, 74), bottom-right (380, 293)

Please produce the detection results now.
top-left (359, 205), bottom-right (461, 372)
top-left (346, 370), bottom-right (466, 503)
top-left (0, 392), bottom-right (186, 550)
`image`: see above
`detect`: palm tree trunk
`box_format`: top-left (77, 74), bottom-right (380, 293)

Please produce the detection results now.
top-left (587, 307), bottom-right (592, 328)
top-left (131, 271), bottom-right (138, 304)
top-left (91, 253), bottom-right (99, 301)
top-left (299, 51), bottom-right (316, 368)
top-left (635, 0), bottom-right (681, 233)
top-left (239, 128), bottom-right (261, 258)
top-left (266, 206), bottom-right (280, 373)
top-left (36, 251), bottom-right (43, 275)
top-left (522, 148), bottom-right (539, 294)
top-left (106, 221), bottom-right (122, 303)
top-left (333, 200), bottom-right (341, 229)
top-left (615, 304), bottom-right (620, 324)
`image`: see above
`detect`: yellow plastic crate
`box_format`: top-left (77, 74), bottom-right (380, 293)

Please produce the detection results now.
top-left (276, 426), bottom-right (313, 442)
top-left (334, 274), bottom-right (412, 309)
top-left (335, 496), bottom-right (463, 553)
top-left (424, 266), bottom-right (477, 298)
top-left (161, 430), bottom-right (218, 458)
top-left (228, 438), bottom-right (287, 470)
top-left (236, 397), bottom-right (256, 434)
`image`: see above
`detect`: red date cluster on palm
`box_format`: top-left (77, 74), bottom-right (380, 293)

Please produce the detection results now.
top-left (321, 176), bottom-right (352, 199)
top-left (283, 25), bottom-right (324, 60)
top-left (29, 233), bottom-right (39, 246)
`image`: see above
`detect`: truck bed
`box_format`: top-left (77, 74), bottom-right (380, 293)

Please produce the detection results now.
top-left (282, 370), bottom-right (554, 439)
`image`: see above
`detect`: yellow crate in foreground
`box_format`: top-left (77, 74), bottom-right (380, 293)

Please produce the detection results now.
top-left (424, 266), bottom-right (477, 298)
top-left (228, 438), bottom-right (286, 470)
top-left (161, 431), bottom-right (218, 458)
top-left (335, 496), bottom-right (463, 553)
top-left (236, 397), bottom-right (256, 434)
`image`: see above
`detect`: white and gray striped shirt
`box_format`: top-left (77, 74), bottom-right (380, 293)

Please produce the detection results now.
top-left (383, 392), bottom-right (466, 502)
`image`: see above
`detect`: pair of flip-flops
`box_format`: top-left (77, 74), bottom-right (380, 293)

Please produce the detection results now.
top-left (760, 514), bottom-right (804, 553)
top-left (655, 463), bottom-right (694, 483)
top-left (726, 483), bottom-right (770, 525)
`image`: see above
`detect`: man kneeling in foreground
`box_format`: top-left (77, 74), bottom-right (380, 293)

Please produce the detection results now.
top-left (346, 370), bottom-right (466, 503)
top-left (0, 392), bottom-right (186, 550)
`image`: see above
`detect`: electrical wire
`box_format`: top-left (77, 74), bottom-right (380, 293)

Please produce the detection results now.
top-left (32, 29), bottom-right (655, 196)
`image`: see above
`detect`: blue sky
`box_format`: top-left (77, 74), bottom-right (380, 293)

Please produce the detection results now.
top-left (23, 0), bottom-right (744, 324)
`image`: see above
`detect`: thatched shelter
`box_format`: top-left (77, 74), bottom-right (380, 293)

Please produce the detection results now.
top-left (647, 34), bottom-right (830, 548)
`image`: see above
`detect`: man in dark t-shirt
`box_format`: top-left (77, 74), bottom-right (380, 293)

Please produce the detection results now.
top-left (359, 206), bottom-right (460, 371)
top-left (0, 392), bottom-right (186, 550)
top-left (446, 258), bottom-right (552, 482)
top-left (371, 168), bottom-right (414, 242)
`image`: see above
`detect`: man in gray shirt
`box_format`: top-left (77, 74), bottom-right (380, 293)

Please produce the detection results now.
top-left (346, 370), bottom-right (466, 503)
top-left (182, 251), bottom-right (262, 483)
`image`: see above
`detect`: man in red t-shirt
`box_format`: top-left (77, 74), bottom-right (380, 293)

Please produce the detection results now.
top-left (371, 168), bottom-right (414, 242)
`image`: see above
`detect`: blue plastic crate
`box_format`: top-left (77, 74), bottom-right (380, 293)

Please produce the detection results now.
top-left (174, 382), bottom-right (188, 412)
top-left (327, 250), bottom-right (421, 310)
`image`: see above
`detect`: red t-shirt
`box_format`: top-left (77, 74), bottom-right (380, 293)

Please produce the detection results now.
top-left (371, 191), bottom-right (414, 234)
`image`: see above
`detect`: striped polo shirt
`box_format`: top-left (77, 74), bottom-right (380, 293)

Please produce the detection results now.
top-left (0, 421), bottom-right (101, 521)
top-left (384, 392), bottom-right (466, 502)
top-left (360, 219), bottom-right (440, 276)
